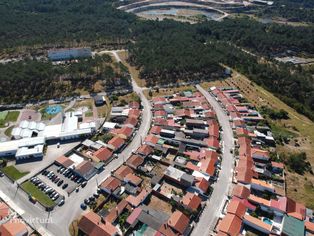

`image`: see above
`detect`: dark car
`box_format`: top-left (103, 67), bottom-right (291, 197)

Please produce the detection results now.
top-left (81, 181), bottom-right (87, 188)
top-left (80, 203), bottom-right (87, 210)
top-left (57, 180), bottom-right (64, 186)
top-left (84, 199), bottom-right (90, 205)
top-left (62, 183), bottom-right (68, 189)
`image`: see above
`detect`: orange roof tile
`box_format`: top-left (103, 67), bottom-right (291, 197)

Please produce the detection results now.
top-left (0, 221), bottom-right (28, 236)
top-left (232, 185), bottom-right (250, 200)
top-left (217, 213), bottom-right (242, 236)
top-left (227, 199), bottom-right (247, 218)
top-left (0, 203), bottom-right (10, 220)
top-left (100, 176), bottom-right (121, 192)
top-left (243, 214), bottom-right (272, 232)
top-left (195, 177), bottom-right (209, 193)
top-left (126, 154), bottom-right (144, 169)
top-left (126, 189), bottom-right (150, 207)
top-left (114, 165), bottom-right (133, 180)
top-left (168, 210), bottom-right (190, 234)
top-left (93, 147), bottom-right (113, 162)
top-left (125, 173), bottom-right (142, 186)
top-left (108, 136), bottom-right (125, 150)
top-left (182, 192), bottom-right (202, 211)
top-left (78, 211), bottom-right (118, 236)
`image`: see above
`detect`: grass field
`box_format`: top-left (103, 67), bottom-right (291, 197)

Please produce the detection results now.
top-left (1, 165), bottom-right (29, 181)
top-left (0, 111), bottom-right (19, 128)
top-left (4, 126), bottom-right (14, 137)
top-left (21, 181), bottom-right (55, 208)
top-left (202, 70), bottom-right (314, 208)
top-left (0, 111), bottom-right (8, 120)
top-left (5, 111), bottom-right (20, 122)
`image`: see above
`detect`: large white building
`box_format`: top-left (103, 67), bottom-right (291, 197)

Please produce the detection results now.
top-left (3, 112), bottom-right (97, 162)
top-left (12, 112), bottom-right (96, 141)
top-left (0, 137), bottom-right (45, 163)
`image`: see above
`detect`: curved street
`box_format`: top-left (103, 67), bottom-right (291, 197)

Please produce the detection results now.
top-left (192, 85), bottom-right (235, 236)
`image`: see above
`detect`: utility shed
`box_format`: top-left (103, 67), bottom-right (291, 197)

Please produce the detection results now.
top-left (282, 215), bottom-right (304, 236)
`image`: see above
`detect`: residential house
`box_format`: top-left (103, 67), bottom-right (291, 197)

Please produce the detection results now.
top-left (78, 211), bottom-right (118, 236)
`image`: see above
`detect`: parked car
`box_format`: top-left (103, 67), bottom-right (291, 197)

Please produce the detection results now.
top-left (80, 203), bottom-right (87, 210)
top-left (81, 181), bottom-right (87, 188)
top-left (57, 180), bottom-right (64, 186)
top-left (58, 199), bottom-right (65, 206)
top-left (62, 183), bottom-right (68, 189)
top-left (84, 199), bottom-right (90, 205)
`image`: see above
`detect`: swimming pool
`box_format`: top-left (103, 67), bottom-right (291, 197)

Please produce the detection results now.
top-left (45, 105), bottom-right (62, 115)
top-left (263, 217), bottom-right (272, 225)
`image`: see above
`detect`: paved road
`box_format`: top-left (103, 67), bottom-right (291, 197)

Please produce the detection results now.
top-left (0, 51), bottom-right (152, 236)
top-left (192, 85), bottom-right (234, 236)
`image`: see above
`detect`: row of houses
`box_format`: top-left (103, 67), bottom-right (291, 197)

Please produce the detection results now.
top-left (211, 86), bottom-right (314, 236)
top-left (77, 90), bottom-right (224, 236)
top-left (54, 102), bottom-right (142, 181)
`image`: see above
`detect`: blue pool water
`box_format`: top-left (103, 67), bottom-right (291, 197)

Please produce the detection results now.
top-left (263, 217), bottom-right (272, 225)
top-left (45, 105), bottom-right (62, 115)
top-left (135, 224), bottom-right (148, 236)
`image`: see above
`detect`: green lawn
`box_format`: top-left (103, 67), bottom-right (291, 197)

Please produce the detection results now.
top-left (21, 181), bottom-right (55, 208)
top-left (0, 111), bottom-right (8, 120)
top-left (1, 165), bottom-right (29, 181)
top-left (4, 126), bottom-right (14, 137)
top-left (0, 111), bottom-right (19, 128)
top-left (5, 111), bottom-right (19, 122)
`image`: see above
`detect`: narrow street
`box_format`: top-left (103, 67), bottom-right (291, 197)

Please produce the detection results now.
top-left (191, 85), bottom-right (235, 236)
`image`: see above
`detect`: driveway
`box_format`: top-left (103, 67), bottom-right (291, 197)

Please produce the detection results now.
top-left (191, 85), bottom-right (235, 236)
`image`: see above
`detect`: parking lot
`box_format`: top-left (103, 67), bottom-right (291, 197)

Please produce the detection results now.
top-left (41, 164), bottom-right (84, 195)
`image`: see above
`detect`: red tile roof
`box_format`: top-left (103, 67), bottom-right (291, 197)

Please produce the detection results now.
top-left (93, 147), bottom-right (113, 162)
top-left (305, 221), bottom-right (314, 233)
top-left (195, 177), bottom-right (209, 193)
top-left (126, 154), bottom-right (144, 169)
top-left (125, 173), bottom-right (142, 186)
top-left (0, 203), bottom-right (10, 220)
top-left (126, 207), bottom-right (142, 225)
top-left (217, 213), bottom-right (242, 236)
top-left (168, 210), bottom-right (190, 234)
top-left (0, 221), bottom-right (28, 236)
top-left (100, 176), bottom-right (121, 193)
top-left (150, 126), bottom-right (162, 135)
top-left (144, 135), bottom-right (159, 145)
top-left (286, 197), bottom-right (306, 220)
top-left (126, 189), bottom-right (150, 207)
top-left (108, 136), bottom-right (125, 150)
top-left (78, 211), bottom-right (118, 236)
top-left (227, 199), bottom-right (247, 218)
top-left (104, 199), bottom-right (129, 223)
top-left (55, 155), bottom-right (74, 168)
top-left (204, 137), bottom-right (220, 149)
top-left (182, 192), bottom-right (202, 211)
top-left (137, 144), bottom-right (153, 156)
top-left (243, 214), bottom-right (271, 232)
top-left (114, 165), bottom-right (133, 180)
top-left (232, 185), bottom-right (250, 200)
top-left (154, 110), bottom-right (167, 117)
top-left (124, 116), bottom-right (138, 127)
top-left (128, 109), bottom-right (140, 118)
top-left (271, 161), bottom-right (284, 169)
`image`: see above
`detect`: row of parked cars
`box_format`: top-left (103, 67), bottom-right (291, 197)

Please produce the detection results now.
top-left (42, 170), bottom-right (69, 189)
top-left (80, 189), bottom-right (101, 210)
top-left (57, 166), bottom-right (87, 187)
top-left (30, 177), bottom-right (64, 206)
